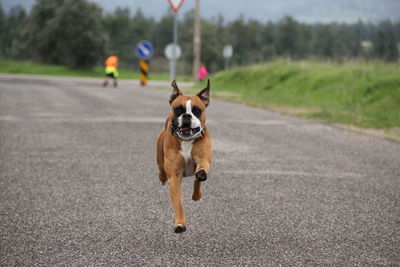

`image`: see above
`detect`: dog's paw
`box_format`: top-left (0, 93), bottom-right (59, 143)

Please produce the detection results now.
top-left (159, 176), bottom-right (167, 185)
top-left (195, 169), bottom-right (207, 182)
top-left (192, 192), bottom-right (202, 201)
top-left (174, 224), bottom-right (187, 234)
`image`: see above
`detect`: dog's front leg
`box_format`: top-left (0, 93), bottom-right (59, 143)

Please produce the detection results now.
top-left (192, 156), bottom-right (211, 201)
top-left (167, 176), bottom-right (186, 233)
top-left (191, 139), bottom-right (212, 201)
top-left (192, 179), bottom-right (202, 201)
top-left (164, 157), bottom-right (186, 233)
top-left (191, 157), bottom-right (209, 201)
top-left (194, 158), bottom-right (210, 182)
top-left (192, 143), bottom-right (211, 183)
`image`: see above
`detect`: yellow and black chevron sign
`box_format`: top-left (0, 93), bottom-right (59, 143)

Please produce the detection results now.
top-left (139, 60), bottom-right (149, 86)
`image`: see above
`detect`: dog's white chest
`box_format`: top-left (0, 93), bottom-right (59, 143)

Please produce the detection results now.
top-left (180, 141), bottom-right (195, 177)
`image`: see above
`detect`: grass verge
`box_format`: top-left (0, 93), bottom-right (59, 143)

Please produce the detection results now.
top-left (208, 60), bottom-right (400, 142)
top-left (0, 58), bottom-right (191, 81)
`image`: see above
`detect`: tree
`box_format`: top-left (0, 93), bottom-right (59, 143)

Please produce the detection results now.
top-left (312, 24), bottom-right (334, 58)
top-left (0, 5), bottom-right (4, 56)
top-left (226, 15), bottom-right (249, 65)
top-left (373, 21), bottom-right (399, 62)
top-left (259, 22), bottom-right (276, 60)
top-left (27, 0), bottom-right (105, 67)
top-left (102, 8), bottom-right (134, 66)
top-left (275, 16), bottom-right (301, 58)
top-left (297, 23), bottom-right (312, 58)
top-left (0, 5), bottom-right (28, 58)
top-left (333, 24), bottom-right (361, 60)
top-left (152, 12), bottom-right (174, 57)
top-left (2, 1), bottom-right (400, 72)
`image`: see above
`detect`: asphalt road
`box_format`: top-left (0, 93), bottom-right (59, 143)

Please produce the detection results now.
top-left (0, 74), bottom-right (399, 266)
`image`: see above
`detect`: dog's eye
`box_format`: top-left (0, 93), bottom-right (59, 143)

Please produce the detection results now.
top-left (192, 106), bottom-right (202, 117)
top-left (174, 105), bottom-right (185, 116)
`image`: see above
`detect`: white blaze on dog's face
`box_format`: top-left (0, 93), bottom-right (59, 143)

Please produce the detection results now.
top-left (169, 80), bottom-right (210, 140)
top-left (176, 100), bottom-right (201, 129)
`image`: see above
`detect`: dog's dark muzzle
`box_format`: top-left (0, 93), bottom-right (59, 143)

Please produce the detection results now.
top-left (181, 114), bottom-right (192, 128)
top-left (179, 127), bottom-right (201, 138)
top-left (172, 125), bottom-right (204, 141)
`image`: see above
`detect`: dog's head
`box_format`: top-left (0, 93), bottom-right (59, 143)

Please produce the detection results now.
top-left (169, 79), bottom-right (210, 141)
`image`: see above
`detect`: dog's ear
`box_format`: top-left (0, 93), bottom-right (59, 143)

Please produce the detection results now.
top-left (169, 80), bottom-right (183, 105)
top-left (196, 79), bottom-right (210, 107)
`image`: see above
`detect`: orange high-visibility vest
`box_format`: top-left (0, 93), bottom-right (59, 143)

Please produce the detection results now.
top-left (105, 56), bottom-right (118, 68)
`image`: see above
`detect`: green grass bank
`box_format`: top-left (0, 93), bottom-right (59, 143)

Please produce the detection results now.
top-left (0, 58), bottom-right (191, 81)
top-left (208, 60), bottom-right (400, 140)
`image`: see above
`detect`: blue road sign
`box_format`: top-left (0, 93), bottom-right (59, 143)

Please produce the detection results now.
top-left (136, 41), bottom-right (154, 60)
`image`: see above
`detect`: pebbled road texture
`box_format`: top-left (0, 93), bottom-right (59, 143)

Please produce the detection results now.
top-left (0, 74), bottom-right (399, 265)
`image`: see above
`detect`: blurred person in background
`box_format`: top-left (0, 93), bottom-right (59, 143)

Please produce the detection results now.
top-left (102, 55), bottom-right (119, 87)
top-left (198, 63), bottom-right (208, 82)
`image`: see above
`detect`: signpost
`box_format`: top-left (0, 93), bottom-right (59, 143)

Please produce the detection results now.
top-left (165, 43), bottom-right (182, 59)
top-left (168, 0), bottom-right (185, 12)
top-left (136, 41), bottom-right (154, 86)
top-left (223, 44), bottom-right (233, 70)
top-left (167, 0), bottom-right (185, 81)
top-left (192, 0), bottom-right (201, 80)
top-left (164, 43), bottom-right (182, 80)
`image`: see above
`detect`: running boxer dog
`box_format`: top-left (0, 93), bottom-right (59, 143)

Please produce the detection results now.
top-left (156, 79), bottom-right (212, 233)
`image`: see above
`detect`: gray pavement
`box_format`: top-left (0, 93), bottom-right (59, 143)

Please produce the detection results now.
top-left (0, 74), bottom-right (399, 266)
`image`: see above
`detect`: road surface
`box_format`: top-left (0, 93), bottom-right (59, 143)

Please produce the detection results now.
top-left (0, 74), bottom-right (399, 265)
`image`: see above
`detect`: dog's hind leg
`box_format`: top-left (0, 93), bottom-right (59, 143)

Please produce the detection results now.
top-left (158, 169), bottom-right (167, 185)
top-left (192, 179), bottom-right (202, 201)
top-left (157, 130), bottom-right (167, 185)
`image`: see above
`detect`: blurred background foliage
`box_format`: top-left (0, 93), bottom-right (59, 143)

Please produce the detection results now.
top-left (0, 0), bottom-right (399, 72)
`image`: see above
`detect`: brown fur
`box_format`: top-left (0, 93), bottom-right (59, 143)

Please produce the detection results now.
top-left (156, 80), bottom-right (212, 233)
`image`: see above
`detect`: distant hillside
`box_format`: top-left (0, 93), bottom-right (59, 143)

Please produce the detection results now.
top-left (2, 0), bottom-right (400, 23)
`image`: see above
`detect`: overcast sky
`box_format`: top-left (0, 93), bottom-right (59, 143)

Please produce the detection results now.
top-left (2, 0), bottom-right (400, 23)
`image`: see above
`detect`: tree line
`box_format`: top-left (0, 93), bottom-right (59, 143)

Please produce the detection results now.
top-left (0, 0), bottom-right (399, 74)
